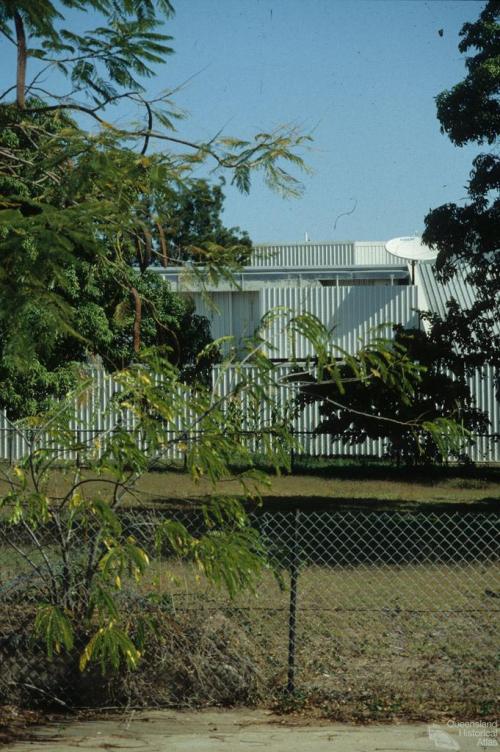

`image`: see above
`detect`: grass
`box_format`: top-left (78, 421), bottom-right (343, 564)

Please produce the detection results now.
top-left (0, 541), bottom-right (498, 720)
top-left (140, 557), bottom-right (500, 721)
top-left (1, 463), bottom-right (498, 510)
top-left (0, 459), bottom-right (498, 719)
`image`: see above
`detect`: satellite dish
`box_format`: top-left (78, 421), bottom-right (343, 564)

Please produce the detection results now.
top-left (385, 236), bottom-right (438, 262)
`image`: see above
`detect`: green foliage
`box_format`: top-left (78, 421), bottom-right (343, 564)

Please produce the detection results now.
top-left (33, 604), bottom-right (74, 659)
top-left (0, 315), bottom-right (467, 675)
top-left (435, 0), bottom-right (499, 147)
top-left (0, 336), bottom-right (296, 673)
top-left (219, 129), bottom-right (312, 197)
top-left (287, 321), bottom-right (476, 465)
top-left (0, 1), bottom-right (176, 107)
top-left (0, 0), bottom-right (309, 412)
top-left (423, 0), bottom-right (499, 386)
top-left (156, 178), bottom-right (253, 265)
top-left (0, 108), bottom-right (243, 414)
top-left (191, 528), bottom-right (266, 598)
top-left (79, 623), bottom-right (141, 674)
top-left (0, 257), bottom-right (216, 417)
top-left (156, 518), bottom-right (266, 598)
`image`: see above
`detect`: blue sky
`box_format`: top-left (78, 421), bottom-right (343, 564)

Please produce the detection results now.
top-left (0, 0), bottom-right (483, 244)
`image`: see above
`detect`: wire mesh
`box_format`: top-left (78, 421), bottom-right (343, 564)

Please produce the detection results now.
top-left (0, 506), bottom-right (498, 713)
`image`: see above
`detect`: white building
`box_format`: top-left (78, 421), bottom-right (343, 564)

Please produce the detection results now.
top-left (2, 241), bottom-right (496, 462)
top-left (153, 241), bottom-right (418, 356)
top-left (150, 239), bottom-right (499, 462)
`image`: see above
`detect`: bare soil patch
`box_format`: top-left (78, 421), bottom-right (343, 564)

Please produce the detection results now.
top-left (0, 705), bottom-right (50, 747)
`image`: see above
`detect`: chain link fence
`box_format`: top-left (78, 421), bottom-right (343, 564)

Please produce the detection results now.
top-left (0, 503), bottom-right (498, 718)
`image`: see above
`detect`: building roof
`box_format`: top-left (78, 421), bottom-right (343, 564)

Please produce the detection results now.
top-left (416, 261), bottom-right (479, 318)
top-left (150, 241), bottom-right (409, 291)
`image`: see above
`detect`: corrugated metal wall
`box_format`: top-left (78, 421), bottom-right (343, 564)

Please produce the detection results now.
top-left (0, 364), bottom-right (498, 462)
top-left (0, 369), bottom-right (186, 464)
top-left (260, 285), bottom-right (420, 358)
top-left (188, 291), bottom-right (260, 344)
top-left (467, 366), bottom-right (500, 463)
top-left (211, 364), bottom-right (389, 457)
top-left (354, 241), bottom-right (404, 266)
top-left (415, 261), bottom-right (486, 320)
top-left (249, 241), bottom-right (404, 269)
top-left (188, 286), bottom-right (421, 354)
top-left (250, 242), bottom-right (355, 268)
top-left (211, 364), bottom-right (499, 462)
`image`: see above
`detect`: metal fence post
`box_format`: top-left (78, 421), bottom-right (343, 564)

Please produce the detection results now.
top-left (287, 507), bottom-right (300, 693)
top-left (289, 422), bottom-right (296, 474)
top-left (76, 427), bottom-right (81, 469)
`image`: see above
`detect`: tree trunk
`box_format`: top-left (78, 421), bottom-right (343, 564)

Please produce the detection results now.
top-left (134, 229), bottom-right (152, 273)
top-left (143, 228), bottom-right (152, 269)
top-left (14, 11), bottom-right (27, 109)
top-left (130, 287), bottom-right (142, 353)
top-left (156, 221), bottom-right (168, 267)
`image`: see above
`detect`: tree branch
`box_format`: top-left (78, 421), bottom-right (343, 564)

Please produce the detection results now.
top-left (130, 286), bottom-right (142, 353)
top-left (13, 12), bottom-right (27, 109)
top-left (321, 395), bottom-right (426, 428)
top-left (23, 102), bottom-right (225, 164)
top-left (0, 26), bottom-right (16, 46)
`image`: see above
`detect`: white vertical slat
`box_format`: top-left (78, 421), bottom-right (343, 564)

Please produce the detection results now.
top-left (260, 285), bottom-right (419, 359)
top-left (189, 291), bottom-right (260, 348)
top-left (354, 241), bottom-right (403, 266)
top-left (250, 242), bottom-right (355, 268)
top-left (0, 363), bottom-right (498, 463)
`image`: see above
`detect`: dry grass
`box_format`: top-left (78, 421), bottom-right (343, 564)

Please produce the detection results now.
top-left (0, 556), bottom-right (498, 720)
top-left (96, 471), bottom-right (500, 506)
top-left (134, 558), bottom-right (500, 721)
top-left (1, 466), bottom-right (499, 508)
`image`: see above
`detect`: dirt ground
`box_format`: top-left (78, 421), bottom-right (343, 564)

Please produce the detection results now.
top-left (3, 708), bottom-right (497, 751)
top-left (0, 706), bottom-right (51, 747)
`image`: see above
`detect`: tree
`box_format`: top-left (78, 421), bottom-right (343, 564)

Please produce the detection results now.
top-left (0, 1), bottom-right (309, 367)
top-left (0, 343), bottom-right (295, 682)
top-left (0, 317), bottom-right (467, 683)
top-left (156, 178), bottom-right (252, 266)
top-left (0, 105), bottom-right (255, 416)
top-left (0, 268), bottom-right (215, 418)
top-left (422, 0), bottom-right (500, 384)
top-left (0, 0), bottom-right (176, 111)
top-left (0, 0), bottom-right (298, 415)
top-left (298, 326), bottom-right (489, 465)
